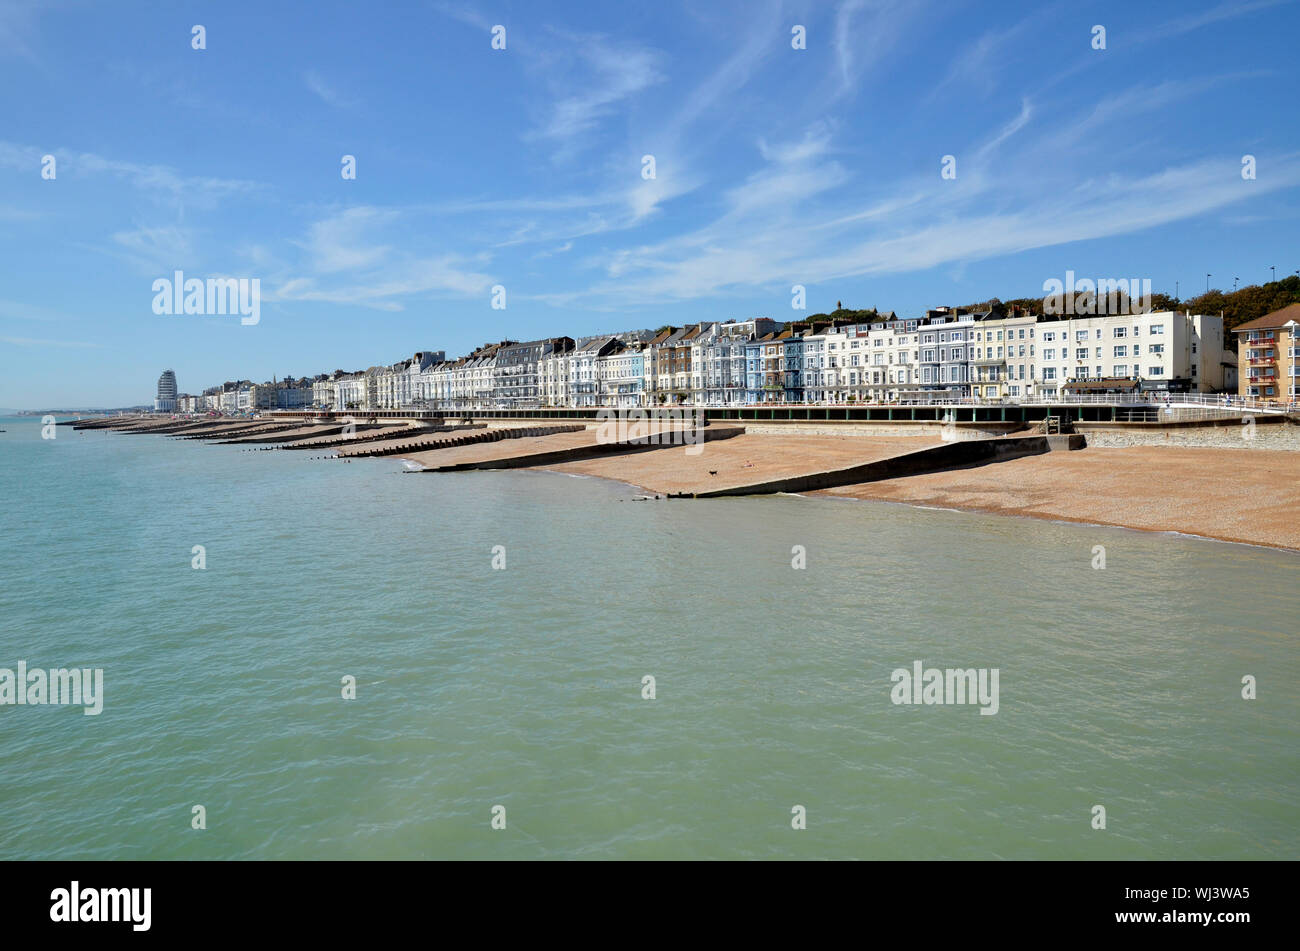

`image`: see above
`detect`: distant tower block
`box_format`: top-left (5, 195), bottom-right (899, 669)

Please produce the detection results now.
top-left (155, 369), bottom-right (177, 412)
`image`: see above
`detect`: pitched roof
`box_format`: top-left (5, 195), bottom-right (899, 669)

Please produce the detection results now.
top-left (1232, 302), bottom-right (1300, 332)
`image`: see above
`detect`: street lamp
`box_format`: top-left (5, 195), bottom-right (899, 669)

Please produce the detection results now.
top-left (1206, 273), bottom-right (1211, 294)
top-left (1270, 266), bottom-right (1276, 283)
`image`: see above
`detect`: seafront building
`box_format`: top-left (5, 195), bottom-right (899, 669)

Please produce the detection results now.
top-left (175, 305), bottom-right (1241, 414)
top-left (154, 369), bottom-right (177, 412)
top-left (1232, 303), bottom-right (1300, 403)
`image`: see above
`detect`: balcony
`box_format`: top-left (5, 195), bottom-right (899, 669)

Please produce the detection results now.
top-left (1248, 354), bottom-right (1277, 365)
top-left (1250, 334), bottom-right (1277, 345)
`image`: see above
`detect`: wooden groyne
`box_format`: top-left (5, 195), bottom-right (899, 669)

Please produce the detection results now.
top-left (276, 423), bottom-right (486, 451)
top-left (341, 424), bottom-right (589, 459)
top-left (421, 425), bottom-right (747, 472)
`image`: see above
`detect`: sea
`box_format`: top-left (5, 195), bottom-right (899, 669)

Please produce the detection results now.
top-left (1, 415), bottom-right (1296, 859)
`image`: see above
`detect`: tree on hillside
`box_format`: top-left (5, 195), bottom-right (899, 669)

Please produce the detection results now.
top-left (1181, 276), bottom-right (1300, 347)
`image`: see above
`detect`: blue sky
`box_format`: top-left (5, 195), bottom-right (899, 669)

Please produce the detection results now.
top-left (1, 0), bottom-right (1297, 408)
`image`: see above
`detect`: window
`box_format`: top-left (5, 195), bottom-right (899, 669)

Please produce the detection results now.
top-left (1150, 324), bottom-right (1165, 335)
top-left (1114, 327), bottom-right (1126, 338)
top-left (1133, 344), bottom-right (1141, 355)
top-left (1044, 367), bottom-right (1056, 380)
top-left (1148, 366), bottom-right (1164, 376)
top-left (1044, 348), bottom-right (1055, 360)
top-left (1132, 325), bottom-right (1140, 336)
top-left (1043, 332), bottom-right (1055, 342)
top-left (1075, 348), bottom-right (1089, 360)
top-left (1076, 330), bottom-right (1088, 341)
top-left (1112, 365), bottom-right (1127, 377)
top-left (1149, 344), bottom-right (1165, 354)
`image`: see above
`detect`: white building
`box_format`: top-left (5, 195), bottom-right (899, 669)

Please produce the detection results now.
top-left (1033, 310), bottom-right (1225, 396)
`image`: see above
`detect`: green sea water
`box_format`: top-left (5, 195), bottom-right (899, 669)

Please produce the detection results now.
top-left (1, 416), bottom-right (1296, 859)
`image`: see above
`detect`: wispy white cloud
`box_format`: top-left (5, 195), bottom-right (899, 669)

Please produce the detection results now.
top-left (831, 0), bottom-right (925, 95)
top-left (431, 1), bottom-right (496, 33)
top-left (0, 140), bottom-right (261, 210)
top-left (1151, 0), bottom-right (1289, 38)
top-left (106, 224), bottom-right (195, 273)
top-left (927, 5), bottom-right (1061, 101)
top-left (0, 0), bottom-right (44, 63)
top-left (973, 98), bottom-right (1033, 162)
top-left (266, 207), bottom-right (496, 310)
top-left (270, 252), bottom-right (494, 310)
top-left (1072, 73), bottom-right (1266, 138)
top-left (541, 41), bottom-right (662, 141)
top-left (296, 207), bottom-right (396, 274)
top-left (303, 70), bottom-right (358, 108)
top-left (535, 143), bottom-right (1300, 309)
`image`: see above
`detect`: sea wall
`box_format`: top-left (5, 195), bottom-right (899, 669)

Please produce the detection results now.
top-left (1081, 423), bottom-right (1300, 451)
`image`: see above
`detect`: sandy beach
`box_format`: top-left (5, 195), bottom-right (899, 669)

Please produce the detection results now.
top-left (540, 432), bottom-right (943, 491)
top-left (813, 446), bottom-right (1300, 551)
top-left (527, 433), bottom-right (1300, 552)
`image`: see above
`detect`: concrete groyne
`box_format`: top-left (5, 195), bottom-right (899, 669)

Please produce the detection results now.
top-left (669, 434), bottom-right (1085, 498)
